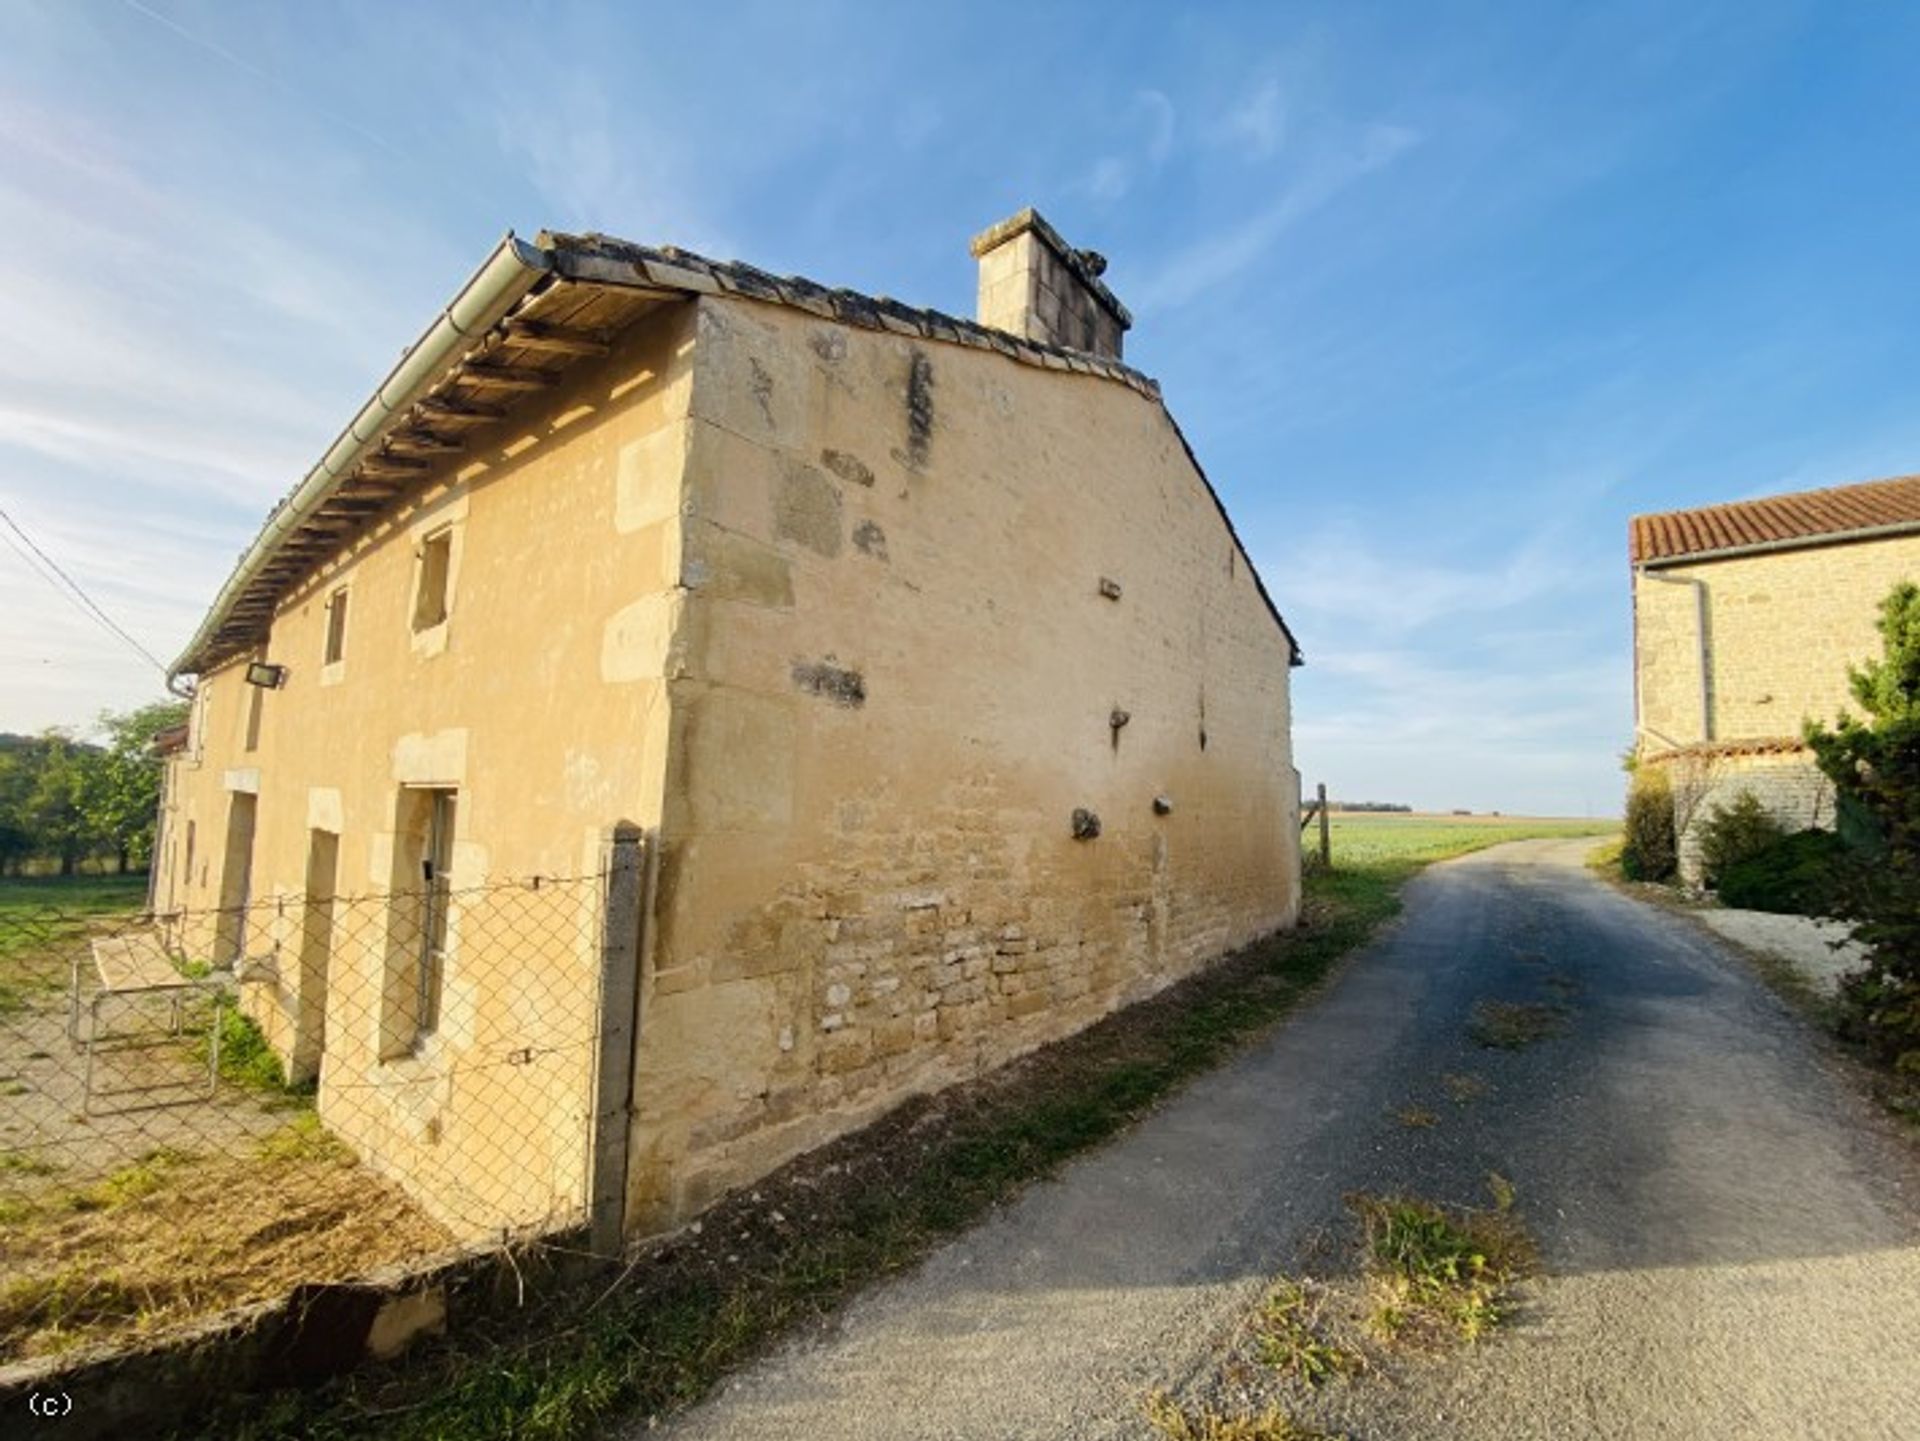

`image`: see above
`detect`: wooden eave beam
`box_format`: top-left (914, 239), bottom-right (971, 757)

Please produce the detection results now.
top-left (417, 396), bottom-right (506, 422)
top-left (458, 363), bottom-right (556, 391)
top-left (386, 430), bottom-right (463, 454)
top-left (504, 321), bottom-right (611, 357)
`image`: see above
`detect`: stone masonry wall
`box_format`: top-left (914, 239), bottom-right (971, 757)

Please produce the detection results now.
top-left (1634, 533), bottom-right (1920, 752)
top-left (623, 293), bottom-right (1299, 1230)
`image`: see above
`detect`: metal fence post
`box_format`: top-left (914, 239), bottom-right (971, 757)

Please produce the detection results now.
top-left (589, 823), bottom-right (646, 1258)
top-left (1318, 782), bottom-right (1332, 868)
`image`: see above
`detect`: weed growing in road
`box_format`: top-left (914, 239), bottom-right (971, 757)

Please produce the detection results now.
top-left (1441, 1072), bottom-right (1490, 1103)
top-left (1485, 1171), bottom-right (1516, 1212)
top-left (1394, 1105), bottom-right (1438, 1128)
top-left (1143, 1389), bottom-right (1343, 1441)
top-left (1468, 1000), bottom-right (1566, 1049)
top-left (1350, 1192), bottom-right (1534, 1344)
top-left (1251, 1279), bottom-right (1362, 1387)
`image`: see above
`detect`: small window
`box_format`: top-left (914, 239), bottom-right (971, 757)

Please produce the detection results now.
top-left (413, 529), bottom-right (453, 632)
top-left (416, 789), bottom-right (455, 1039)
top-left (324, 588), bottom-right (349, 664)
top-left (384, 786), bottom-right (457, 1055)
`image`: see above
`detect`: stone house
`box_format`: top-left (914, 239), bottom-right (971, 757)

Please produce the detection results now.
top-left (151, 210), bottom-right (1305, 1239)
top-left (1630, 473), bottom-right (1920, 881)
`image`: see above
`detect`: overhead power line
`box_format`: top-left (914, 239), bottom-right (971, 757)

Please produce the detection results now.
top-left (0, 505), bottom-right (172, 678)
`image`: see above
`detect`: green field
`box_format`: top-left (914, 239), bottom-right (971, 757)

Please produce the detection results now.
top-left (0, 875), bottom-right (148, 986)
top-left (1320, 812), bottom-right (1619, 868)
top-left (0, 874), bottom-right (149, 920)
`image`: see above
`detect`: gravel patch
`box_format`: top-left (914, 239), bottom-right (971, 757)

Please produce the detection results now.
top-left (1695, 908), bottom-right (1868, 996)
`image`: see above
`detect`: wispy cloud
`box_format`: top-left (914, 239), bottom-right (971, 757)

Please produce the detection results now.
top-left (1133, 121), bottom-right (1418, 311)
top-left (1223, 77), bottom-right (1285, 158)
top-left (491, 68), bottom-right (732, 255)
top-left (1279, 517), bottom-right (1598, 637)
top-left (121, 0), bottom-right (402, 158)
top-left (0, 102), bottom-right (386, 504)
top-left (1079, 88), bottom-right (1178, 204)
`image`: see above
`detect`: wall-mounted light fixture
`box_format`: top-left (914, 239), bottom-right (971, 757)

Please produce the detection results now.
top-left (244, 661), bottom-right (289, 690)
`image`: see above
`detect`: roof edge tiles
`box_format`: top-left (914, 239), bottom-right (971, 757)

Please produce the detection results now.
top-left (1630, 473), bottom-right (1920, 567)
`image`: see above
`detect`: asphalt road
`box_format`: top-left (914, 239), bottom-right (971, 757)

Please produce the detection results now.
top-left (640, 838), bottom-right (1920, 1441)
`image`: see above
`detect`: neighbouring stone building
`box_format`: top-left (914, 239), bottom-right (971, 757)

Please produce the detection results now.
top-left (1630, 473), bottom-right (1920, 881)
top-left (152, 210), bottom-right (1305, 1238)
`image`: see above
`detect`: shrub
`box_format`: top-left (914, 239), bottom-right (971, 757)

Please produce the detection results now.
top-left (1806, 581), bottom-right (1920, 1077)
top-left (1696, 790), bottom-right (1785, 890)
top-left (1621, 769), bottom-right (1677, 882)
top-left (1717, 829), bottom-right (1855, 916)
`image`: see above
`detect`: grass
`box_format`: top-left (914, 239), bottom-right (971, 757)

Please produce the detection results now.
top-left (1251, 1279), bottom-right (1362, 1387)
top-left (187, 816), bottom-right (1593, 1441)
top-left (1143, 1390), bottom-right (1342, 1441)
top-left (0, 873), bottom-right (148, 1014)
top-left (0, 873), bottom-right (149, 919)
top-left (0, 1121), bottom-right (446, 1362)
top-left (1440, 1072), bottom-right (1490, 1104)
top-left (68, 1147), bottom-right (197, 1213)
top-left (194, 1007), bottom-right (311, 1098)
top-left (1394, 1104), bottom-right (1439, 1128)
top-left (0, 1150), bottom-right (62, 1179)
top-left (1468, 999), bottom-right (1566, 1050)
top-left (1350, 1190), bottom-right (1534, 1345)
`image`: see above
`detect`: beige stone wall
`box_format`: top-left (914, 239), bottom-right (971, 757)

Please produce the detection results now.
top-left (151, 301), bottom-right (699, 1236)
top-left (1634, 534), bottom-right (1920, 752)
top-left (626, 295), bottom-right (1300, 1229)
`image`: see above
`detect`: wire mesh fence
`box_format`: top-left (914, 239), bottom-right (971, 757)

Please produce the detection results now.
top-left (0, 867), bottom-right (613, 1364)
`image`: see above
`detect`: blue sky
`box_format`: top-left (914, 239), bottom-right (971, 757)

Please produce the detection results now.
top-left (4, 1), bottom-right (1920, 815)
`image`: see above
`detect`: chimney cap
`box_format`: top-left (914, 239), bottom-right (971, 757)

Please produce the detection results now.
top-left (968, 207), bottom-right (1132, 329)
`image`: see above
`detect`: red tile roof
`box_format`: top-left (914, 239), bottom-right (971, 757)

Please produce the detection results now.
top-left (1630, 473), bottom-right (1920, 565)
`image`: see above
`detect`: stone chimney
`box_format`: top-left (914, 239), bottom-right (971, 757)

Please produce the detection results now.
top-left (969, 208), bottom-right (1132, 360)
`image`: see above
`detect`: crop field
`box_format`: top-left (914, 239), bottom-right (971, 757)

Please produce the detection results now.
top-left (1322, 812), bottom-right (1618, 868)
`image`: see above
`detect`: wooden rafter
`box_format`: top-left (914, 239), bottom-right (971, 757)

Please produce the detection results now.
top-left (504, 320), bottom-right (611, 357)
top-left (458, 363), bottom-right (555, 391)
top-left (386, 430), bottom-right (463, 454)
top-left (416, 396), bottom-right (506, 422)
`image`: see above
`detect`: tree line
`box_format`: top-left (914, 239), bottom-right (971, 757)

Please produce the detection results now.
top-left (0, 701), bottom-right (187, 876)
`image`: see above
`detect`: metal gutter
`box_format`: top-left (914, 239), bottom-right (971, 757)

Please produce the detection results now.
top-left (169, 233), bottom-right (555, 681)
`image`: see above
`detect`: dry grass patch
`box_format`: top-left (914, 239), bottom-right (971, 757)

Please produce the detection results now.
top-left (1394, 1104), bottom-right (1439, 1129)
top-left (1142, 1389), bottom-right (1343, 1441)
top-left (1440, 1071), bottom-right (1490, 1104)
top-left (1349, 1189), bottom-right (1534, 1345)
top-left (0, 1115), bottom-right (450, 1360)
top-left (1468, 999), bottom-right (1566, 1050)
top-left (1250, 1278), bottom-right (1363, 1388)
